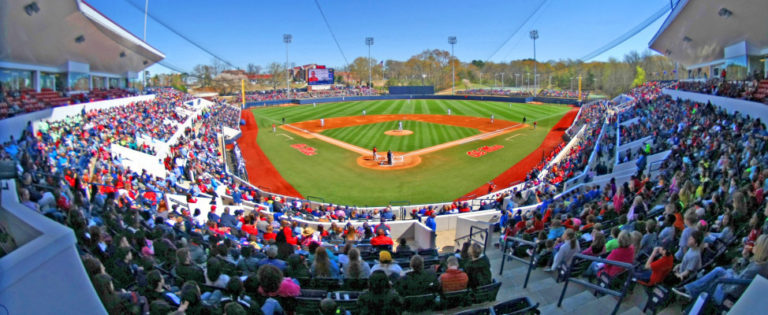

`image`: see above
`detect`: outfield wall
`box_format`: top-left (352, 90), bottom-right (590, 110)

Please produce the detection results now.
top-left (242, 94), bottom-right (575, 108)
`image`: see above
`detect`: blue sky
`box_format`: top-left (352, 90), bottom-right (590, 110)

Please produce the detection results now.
top-left (86, 0), bottom-right (673, 74)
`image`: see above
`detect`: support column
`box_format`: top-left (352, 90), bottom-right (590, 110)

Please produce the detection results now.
top-left (34, 70), bottom-right (41, 92)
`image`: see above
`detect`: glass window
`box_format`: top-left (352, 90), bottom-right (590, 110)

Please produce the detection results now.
top-left (92, 76), bottom-right (106, 89)
top-left (68, 72), bottom-right (90, 91)
top-left (0, 69), bottom-right (33, 91)
top-left (40, 72), bottom-right (63, 91)
top-left (109, 78), bottom-right (123, 89)
top-left (128, 78), bottom-right (141, 90)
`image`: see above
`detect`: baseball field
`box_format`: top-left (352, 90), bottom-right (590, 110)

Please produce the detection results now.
top-left (238, 99), bottom-right (577, 206)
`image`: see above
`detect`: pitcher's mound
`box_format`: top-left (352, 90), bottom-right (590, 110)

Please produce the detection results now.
top-left (384, 129), bottom-right (413, 136)
top-left (357, 153), bottom-right (421, 170)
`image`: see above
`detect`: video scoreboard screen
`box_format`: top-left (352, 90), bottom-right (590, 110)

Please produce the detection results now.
top-left (307, 68), bottom-right (334, 85)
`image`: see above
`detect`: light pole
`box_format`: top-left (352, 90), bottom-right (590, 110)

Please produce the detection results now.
top-left (283, 34), bottom-right (292, 98)
top-left (535, 74), bottom-right (540, 92)
top-left (529, 30), bottom-right (539, 91)
top-left (365, 37), bottom-right (374, 87)
top-left (515, 73), bottom-right (520, 88)
top-left (500, 73), bottom-right (504, 88)
top-left (142, 0), bottom-right (149, 92)
top-left (448, 36), bottom-right (457, 95)
top-left (526, 73), bottom-right (530, 90)
top-left (421, 74), bottom-right (426, 85)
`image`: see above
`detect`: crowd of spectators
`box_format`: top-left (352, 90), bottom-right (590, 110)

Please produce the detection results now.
top-left (6, 77), bottom-right (768, 312)
top-left (675, 78), bottom-right (768, 102)
top-left (235, 86), bottom-right (378, 103)
top-left (456, 89), bottom-right (533, 97)
top-left (0, 85), bottom-right (140, 119)
top-left (0, 85), bottom-right (503, 313)
top-left (500, 83), bottom-right (768, 311)
top-left (537, 89), bottom-right (590, 99)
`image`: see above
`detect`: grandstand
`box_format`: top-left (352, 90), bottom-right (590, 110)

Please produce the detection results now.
top-left (2, 0), bottom-right (768, 314)
top-left (0, 0), bottom-right (162, 117)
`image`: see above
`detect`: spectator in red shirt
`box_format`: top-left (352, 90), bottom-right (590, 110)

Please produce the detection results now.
top-left (263, 225), bottom-right (277, 243)
top-left (584, 230), bottom-right (635, 280)
top-left (370, 228), bottom-right (394, 246)
top-left (439, 256), bottom-right (468, 293)
top-left (635, 241), bottom-right (674, 285)
top-left (281, 221), bottom-right (297, 245)
top-left (525, 213), bottom-right (544, 234)
top-left (241, 215), bottom-right (259, 236)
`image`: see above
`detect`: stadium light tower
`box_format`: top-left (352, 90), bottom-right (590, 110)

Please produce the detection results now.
top-left (366, 37), bottom-right (374, 87)
top-left (529, 30), bottom-right (539, 92)
top-left (448, 36), bottom-right (457, 95)
top-left (283, 34), bottom-right (292, 98)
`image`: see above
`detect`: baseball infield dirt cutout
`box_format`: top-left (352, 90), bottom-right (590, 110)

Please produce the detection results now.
top-left (384, 130), bottom-right (413, 136)
top-left (282, 114), bottom-right (527, 171)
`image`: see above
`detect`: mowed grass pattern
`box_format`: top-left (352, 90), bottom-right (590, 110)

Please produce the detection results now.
top-left (321, 120), bottom-right (480, 152)
top-left (251, 99), bottom-right (568, 125)
top-left (249, 99), bottom-right (573, 205)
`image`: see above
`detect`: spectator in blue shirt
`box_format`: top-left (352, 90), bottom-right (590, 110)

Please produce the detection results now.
top-left (547, 219), bottom-right (565, 240)
top-left (425, 213), bottom-right (437, 231)
top-left (219, 207), bottom-right (238, 228)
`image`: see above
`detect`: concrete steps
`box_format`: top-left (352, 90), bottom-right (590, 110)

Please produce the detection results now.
top-left (484, 231), bottom-right (684, 314)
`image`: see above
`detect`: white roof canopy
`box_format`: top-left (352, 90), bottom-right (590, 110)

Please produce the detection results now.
top-left (649, 0), bottom-right (768, 66)
top-left (0, 0), bottom-right (164, 74)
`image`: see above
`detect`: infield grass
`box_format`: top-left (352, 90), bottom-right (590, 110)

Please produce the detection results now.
top-left (248, 99), bottom-right (572, 205)
top-left (321, 120), bottom-right (480, 152)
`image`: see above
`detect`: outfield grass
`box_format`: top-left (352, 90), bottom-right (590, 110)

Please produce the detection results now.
top-left (249, 99), bottom-right (572, 205)
top-left (321, 120), bottom-right (480, 152)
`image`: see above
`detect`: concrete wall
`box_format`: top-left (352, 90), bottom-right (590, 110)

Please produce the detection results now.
top-left (0, 180), bottom-right (106, 315)
top-left (110, 143), bottom-right (166, 179)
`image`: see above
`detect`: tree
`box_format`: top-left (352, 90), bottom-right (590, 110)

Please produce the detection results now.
top-left (247, 64), bottom-right (262, 74)
top-left (267, 62), bottom-right (285, 89)
top-left (632, 66), bottom-right (646, 87)
top-left (348, 57), bottom-right (383, 85)
top-left (471, 60), bottom-right (486, 69)
top-left (212, 72), bottom-right (246, 95)
top-left (192, 64), bottom-right (214, 87)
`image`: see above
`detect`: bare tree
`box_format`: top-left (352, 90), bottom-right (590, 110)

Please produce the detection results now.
top-left (267, 62), bottom-right (285, 89)
top-left (247, 63), bottom-right (262, 74)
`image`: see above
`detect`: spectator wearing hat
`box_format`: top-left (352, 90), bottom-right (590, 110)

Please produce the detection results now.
top-left (371, 251), bottom-right (403, 278)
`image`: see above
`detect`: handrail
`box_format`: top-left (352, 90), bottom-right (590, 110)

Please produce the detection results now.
top-left (455, 226), bottom-right (488, 255)
top-left (498, 236), bottom-right (537, 288)
top-left (557, 253), bottom-right (634, 315)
